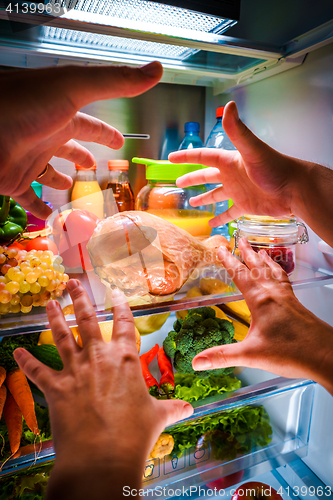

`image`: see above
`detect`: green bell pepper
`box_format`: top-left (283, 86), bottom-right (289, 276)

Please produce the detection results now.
top-left (0, 195), bottom-right (27, 244)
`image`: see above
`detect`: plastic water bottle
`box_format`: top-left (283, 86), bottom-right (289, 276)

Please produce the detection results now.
top-left (178, 122), bottom-right (203, 150)
top-left (205, 107), bottom-right (236, 239)
top-left (160, 126), bottom-right (179, 160)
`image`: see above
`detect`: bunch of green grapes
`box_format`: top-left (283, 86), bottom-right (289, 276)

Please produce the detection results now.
top-left (0, 246), bottom-right (69, 315)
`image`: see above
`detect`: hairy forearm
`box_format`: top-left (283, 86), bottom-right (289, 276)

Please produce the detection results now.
top-left (291, 159), bottom-right (333, 246)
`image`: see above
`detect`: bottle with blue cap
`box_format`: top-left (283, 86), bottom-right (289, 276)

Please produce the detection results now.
top-left (205, 107), bottom-right (236, 239)
top-left (178, 122), bottom-right (203, 150)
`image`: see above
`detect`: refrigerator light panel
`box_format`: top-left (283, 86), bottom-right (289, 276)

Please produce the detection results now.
top-left (43, 0), bottom-right (238, 60)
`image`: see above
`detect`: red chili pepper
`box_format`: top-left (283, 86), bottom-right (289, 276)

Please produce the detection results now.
top-left (157, 346), bottom-right (175, 397)
top-left (140, 344), bottom-right (159, 397)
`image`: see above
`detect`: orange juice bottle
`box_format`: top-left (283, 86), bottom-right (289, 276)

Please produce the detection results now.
top-left (71, 162), bottom-right (104, 219)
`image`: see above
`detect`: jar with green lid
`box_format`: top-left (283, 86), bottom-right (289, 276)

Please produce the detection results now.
top-left (233, 215), bottom-right (309, 275)
top-left (133, 157), bottom-right (214, 237)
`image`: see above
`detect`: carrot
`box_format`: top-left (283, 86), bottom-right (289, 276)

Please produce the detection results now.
top-left (3, 392), bottom-right (22, 455)
top-left (5, 369), bottom-right (39, 435)
top-left (0, 367), bottom-right (6, 387)
top-left (0, 384), bottom-right (7, 420)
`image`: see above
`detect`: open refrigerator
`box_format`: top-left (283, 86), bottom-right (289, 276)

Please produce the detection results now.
top-left (1, 0), bottom-right (333, 496)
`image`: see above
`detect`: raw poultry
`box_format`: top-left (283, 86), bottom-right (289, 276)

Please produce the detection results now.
top-left (87, 211), bottom-right (230, 300)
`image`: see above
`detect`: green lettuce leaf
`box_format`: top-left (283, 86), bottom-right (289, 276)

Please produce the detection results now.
top-left (168, 405), bottom-right (272, 459)
top-left (173, 372), bottom-right (241, 403)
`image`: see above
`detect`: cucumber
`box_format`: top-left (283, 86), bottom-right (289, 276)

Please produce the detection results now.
top-left (28, 344), bottom-right (64, 371)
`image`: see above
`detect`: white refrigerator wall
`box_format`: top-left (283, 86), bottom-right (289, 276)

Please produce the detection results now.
top-left (205, 42), bottom-right (333, 486)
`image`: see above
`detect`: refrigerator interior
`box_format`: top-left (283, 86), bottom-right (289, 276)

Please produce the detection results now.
top-left (1, 0), bottom-right (333, 493)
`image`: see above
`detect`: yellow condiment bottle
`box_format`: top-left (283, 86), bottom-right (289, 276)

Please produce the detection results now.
top-left (71, 162), bottom-right (104, 219)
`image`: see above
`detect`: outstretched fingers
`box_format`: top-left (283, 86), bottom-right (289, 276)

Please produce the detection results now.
top-left (46, 299), bottom-right (80, 364)
top-left (192, 339), bottom-right (257, 373)
top-left (154, 399), bottom-right (194, 429)
top-left (176, 166), bottom-right (221, 188)
top-left (217, 245), bottom-right (259, 299)
top-left (189, 185), bottom-right (226, 207)
top-left (110, 289), bottom-right (137, 351)
top-left (62, 62), bottom-right (163, 109)
top-left (68, 112), bottom-right (125, 150)
top-left (209, 204), bottom-right (244, 227)
top-left (66, 279), bottom-right (103, 347)
top-left (54, 139), bottom-right (96, 167)
top-left (13, 348), bottom-right (54, 394)
top-left (14, 187), bottom-right (54, 220)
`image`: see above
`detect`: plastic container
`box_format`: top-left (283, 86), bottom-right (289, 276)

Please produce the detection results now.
top-left (71, 162), bottom-right (104, 219)
top-left (31, 181), bottom-right (43, 199)
top-left (104, 160), bottom-right (134, 216)
top-left (233, 215), bottom-right (309, 275)
top-left (134, 157), bottom-right (214, 237)
top-left (205, 107), bottom-right (236, 239)
top-left (178, 122), bottom-right (203, 150)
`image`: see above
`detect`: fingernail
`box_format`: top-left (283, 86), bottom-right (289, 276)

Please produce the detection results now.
top-left (47, 300), bottom-right (58, 311)
top-left (193, 356), bottom-right (212, 370)
top-left (183, 403), bottom-right (194, 417)
top-left (111, 288), bottom-right (124, 299)
top-left (140, 61), bottom-right (162, 78)
top-left (67, 279), bottom-right (79, 291)
top-left (219, 245), bottom-right (227, 253)
top-left (111, 288), bottom-right (126, 306)
top-left (13, 348), bottom-right (24, 361)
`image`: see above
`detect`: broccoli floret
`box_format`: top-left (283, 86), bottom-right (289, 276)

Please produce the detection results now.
top-left (173, 319), bottom-right (183, 332)
top-left (163, 330), bottom-right (178, 358)
top-left (163, 307), bottom-right (235, 379)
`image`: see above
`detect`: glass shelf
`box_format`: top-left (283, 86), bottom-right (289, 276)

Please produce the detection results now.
top-left (0, 260), bottom-right (332, 338)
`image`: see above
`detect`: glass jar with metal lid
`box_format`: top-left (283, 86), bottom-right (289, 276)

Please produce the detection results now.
top-left (133, 157), bottom-right (214, 238)
top-left (233, 215), bottom-right (309, 275)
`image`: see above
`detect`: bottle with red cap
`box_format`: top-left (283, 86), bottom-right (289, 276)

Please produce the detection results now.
top-left (205, 106), bottom-right (236, 238)
top-left (71, 161), bottom-right (104, 219)
top-left (205, 107), bottom-right (236, 150)
top-left (104, 160), bottom-right (134, 217)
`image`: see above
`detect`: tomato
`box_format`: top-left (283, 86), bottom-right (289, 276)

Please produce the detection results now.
top-left (8, 241), bottom-right (25, 251)
top-left (53, 209), bottom-right (99, 246)
top-left (52, 209), bottom-right (72, 246)
top-left (25, 236), bottom-right (58, 254)
top-left (54, 209), bottom-right (99, 271)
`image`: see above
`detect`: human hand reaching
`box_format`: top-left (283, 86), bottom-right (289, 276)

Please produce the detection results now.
top-left (192, 238), bottom-right (333, 396)
top-left (13, 279), bottom-right (192, 500)
top-left (0, 62), bottom-right (162, 219)
top-left (169, 101), bottom-right (309, 228)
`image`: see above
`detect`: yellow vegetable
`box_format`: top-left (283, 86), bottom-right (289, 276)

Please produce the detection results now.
top-left (199, 277), bottom-right (234, 295)
top-left (186, 286), bottom-right (203, 298)
top-left (210, 305), bottom-right (232, 322)
top-left (232, 319), bottom-right (249, 341)
top-left (148, 433), bottom-right (174, 460)
top-left (38, 321), bottom-right (141, 353)
top-left (134, 312), bottom-right (170, 335)
top-left (176, 286), bottom-right (203, 320)
top-left (223, 300), bottom-right (251, 324)
top-left (62, 304), bottom-right (74, 316)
